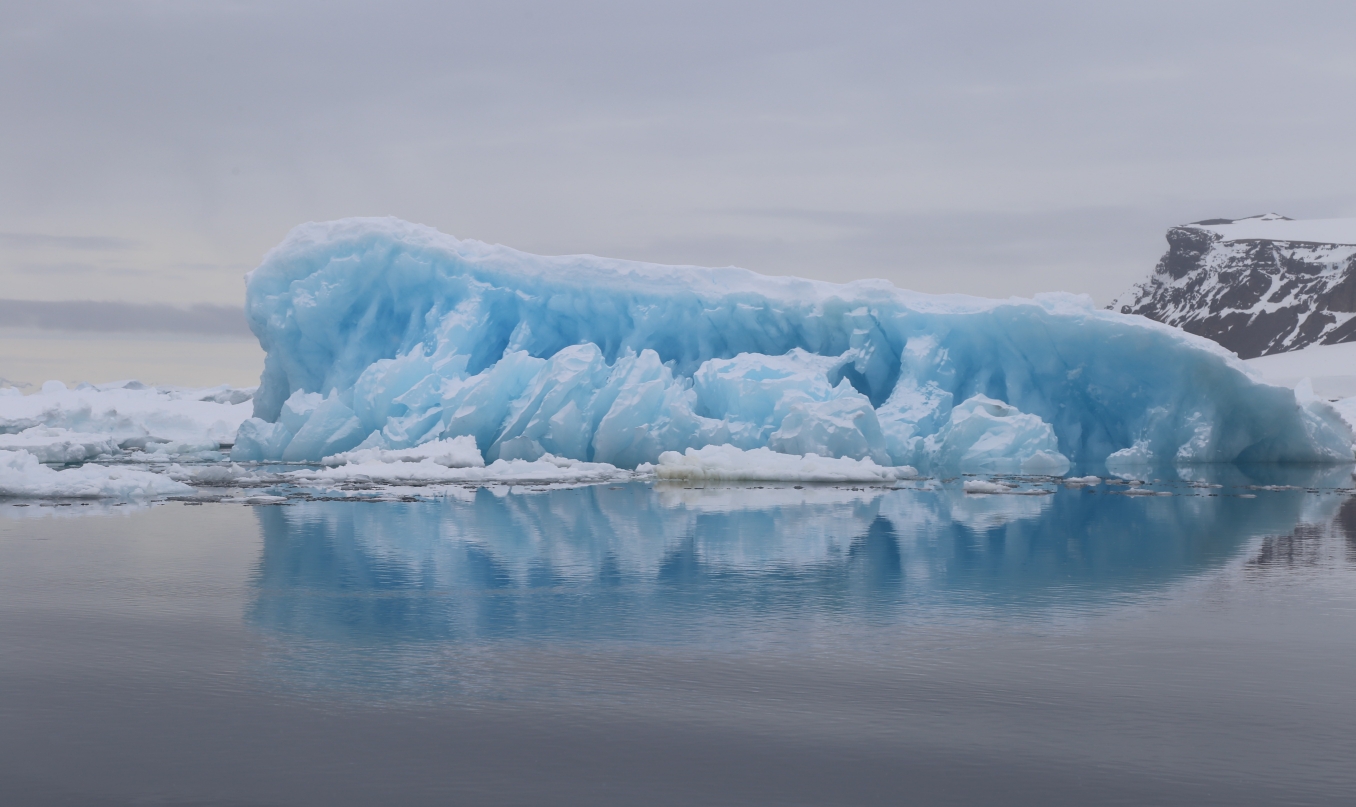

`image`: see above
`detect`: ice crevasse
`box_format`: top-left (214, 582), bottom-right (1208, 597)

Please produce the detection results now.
top-left (230, 218), bottom-right (1354, 473)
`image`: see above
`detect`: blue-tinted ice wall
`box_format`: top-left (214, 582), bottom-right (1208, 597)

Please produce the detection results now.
top-left (235, 217), bottom-right (1353, 469)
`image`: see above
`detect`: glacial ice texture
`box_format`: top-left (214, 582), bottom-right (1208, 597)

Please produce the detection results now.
top-left (234, 218), bottom-right (1355, 471)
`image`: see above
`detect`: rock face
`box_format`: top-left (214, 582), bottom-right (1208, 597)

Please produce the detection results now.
top-left (1112, 214), bottom-right (1356, 358)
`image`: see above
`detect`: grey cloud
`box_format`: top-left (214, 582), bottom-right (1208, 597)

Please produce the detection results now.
top-left (0, 299), bottom-right (250, 337)
top-left (1, 1), bottom-right (1355, 306)
top-left (13, 262), bottom-right (100, 276)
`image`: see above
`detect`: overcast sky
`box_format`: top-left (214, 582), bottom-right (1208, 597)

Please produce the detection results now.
top-left (3, 0), bottom-right (1355, 315)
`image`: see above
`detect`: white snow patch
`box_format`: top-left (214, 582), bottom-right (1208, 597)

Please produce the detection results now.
top-left (1195, 214), bottom-right (1356, 245)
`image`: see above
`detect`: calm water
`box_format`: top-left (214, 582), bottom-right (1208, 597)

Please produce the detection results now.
top-left (3, 470), bottom-right (1356, 806)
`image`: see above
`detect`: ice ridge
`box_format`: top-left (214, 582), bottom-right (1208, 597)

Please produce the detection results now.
top-left (231, 217), bottom-right (1355, 471)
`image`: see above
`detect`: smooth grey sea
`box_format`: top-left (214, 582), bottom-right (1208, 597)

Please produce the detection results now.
top-left (3, 471), bottom-right (1355, 806)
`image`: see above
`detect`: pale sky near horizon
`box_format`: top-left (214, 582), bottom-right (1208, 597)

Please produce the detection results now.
top-left (3, 0), bottom-right (1356, 327)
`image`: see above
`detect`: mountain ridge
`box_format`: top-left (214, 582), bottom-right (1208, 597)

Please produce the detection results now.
top-left (1112, 214), bottom-right (1356, 358)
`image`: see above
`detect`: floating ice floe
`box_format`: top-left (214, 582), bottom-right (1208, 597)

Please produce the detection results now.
top-left (650, 444), bottom-right (914, 483)
top-left (0, 449), bottom-right (193, 499)
top-left (960, 479), bottom-right (1054, 495)
top-left (229, 218), bottom-right (1352, 472)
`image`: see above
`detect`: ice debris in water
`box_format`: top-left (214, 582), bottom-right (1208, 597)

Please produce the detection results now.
top-left (225, 218), bottom-right (1352, 472)
top-left (0, 449), bottom-right (193, 499)
top-left (962, 479), bottom-right (1015, 494)
top-left (650, 445), bottom-right (914, 483)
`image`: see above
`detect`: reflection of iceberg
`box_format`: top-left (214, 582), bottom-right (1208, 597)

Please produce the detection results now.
top-left (246, 478), bottom-right (1356, 698)
top-left (249, 480), bottom-right (1322, 652)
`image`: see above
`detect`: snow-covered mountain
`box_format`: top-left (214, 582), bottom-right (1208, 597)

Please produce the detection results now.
top-left (1112, 214), bottom-right (1356, 358)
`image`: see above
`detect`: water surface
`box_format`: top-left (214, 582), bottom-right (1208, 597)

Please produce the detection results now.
top-left (3, 473), bottom-right (1355, 805)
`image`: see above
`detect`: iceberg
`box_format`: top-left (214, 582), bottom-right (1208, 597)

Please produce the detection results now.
top-left (233, 217), bottom-right (1354, 472)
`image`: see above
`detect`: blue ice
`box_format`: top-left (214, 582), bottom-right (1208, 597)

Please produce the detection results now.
top-left (231, 218), bottom-right (1353, 472)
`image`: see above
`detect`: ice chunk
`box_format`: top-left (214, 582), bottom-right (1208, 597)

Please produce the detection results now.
top-left (652, 444), bottom-right (915, 483)
top-left (962, 479), bottom-right (1014, 494)
top-left (280, 394), bottom-right (364, 462)
top-left (0, 449), bottom-right (193, 499)
top-left (238, 218), bottom-right (1356, 470)
top-left (767, 394), bottom-right (890, 464)
top-left (924, 395), bottom-right (1071, 475)
top-left (321, 435), bottom-right (484, 467)
top-left (230, 418), bottom-right (293, 462)
top-left (164, 462), bottom-right (277, 487)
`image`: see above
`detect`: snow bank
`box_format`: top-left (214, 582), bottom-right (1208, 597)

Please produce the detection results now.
top-left (652, 444), bottom-right (913, 483)
top-left (0, 449), bottom-right (193, 499)
top-left (234, 217), bottom-right (1354, 472)
top-left (0, 381), bottom-right (254, 458)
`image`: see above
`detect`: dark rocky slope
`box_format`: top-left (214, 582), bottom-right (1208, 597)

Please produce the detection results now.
top-left (1113, 214), bottom-right (1356, 358)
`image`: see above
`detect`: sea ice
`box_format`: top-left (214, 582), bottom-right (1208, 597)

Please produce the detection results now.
top-left (219, 217), bottom-right (1352, 471)
top-left (0, 381), bottom-right (254, 458)
top-left (0, 449), bottom-right (193, 499)
top-left (0, 427), bottom-right (120, 464)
